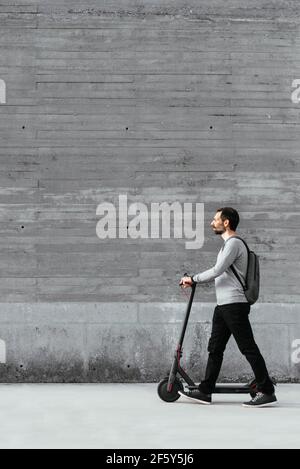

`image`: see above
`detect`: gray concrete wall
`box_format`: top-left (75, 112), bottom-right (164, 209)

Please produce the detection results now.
top-left (0, 0), bottom-right (300, 382)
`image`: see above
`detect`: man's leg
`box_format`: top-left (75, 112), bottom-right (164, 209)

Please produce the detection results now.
top-left (198, 305), bottom-right (232, 394)
top-left (222, 303), bottom-right (275, 395)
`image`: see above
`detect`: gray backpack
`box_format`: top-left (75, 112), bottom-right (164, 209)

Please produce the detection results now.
top-left (229, 236), bottom-right (260, 305)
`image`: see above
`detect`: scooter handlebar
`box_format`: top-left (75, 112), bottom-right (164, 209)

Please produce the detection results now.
top-left (179, 273), bottom-right (188, 286)
top-left (179, 273), bottom-right (196, 288)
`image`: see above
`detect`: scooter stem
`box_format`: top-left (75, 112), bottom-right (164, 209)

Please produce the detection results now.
top-left (178, 281), bottom-right (196, 348)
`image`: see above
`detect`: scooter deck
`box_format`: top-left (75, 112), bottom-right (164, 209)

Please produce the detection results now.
top-left (213, 384), bottom-right (252, 394)
top-left (187, 383), bottom-right (252, 394)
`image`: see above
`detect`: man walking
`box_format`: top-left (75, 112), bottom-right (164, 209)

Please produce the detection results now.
top-left (179, 207), bottom-right (277, 407)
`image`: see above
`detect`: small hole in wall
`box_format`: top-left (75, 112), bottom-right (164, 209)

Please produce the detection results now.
top-left (127, 364), bottom-right (130, 368)
top-left (210, 126), bottom-right (213, 130)
top-left (22, 126), bottom-right (25, 129)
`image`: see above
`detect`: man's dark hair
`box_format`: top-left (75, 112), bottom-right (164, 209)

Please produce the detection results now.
top-left (216, 207), bottom-right (240, 231)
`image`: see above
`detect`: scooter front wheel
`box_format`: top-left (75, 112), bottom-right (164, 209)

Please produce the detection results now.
top-left (157, 377), bottom-right (183, 402)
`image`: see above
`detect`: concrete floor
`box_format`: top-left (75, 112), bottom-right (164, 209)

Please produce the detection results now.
top-left (0, 383), bottom-right (299, 449)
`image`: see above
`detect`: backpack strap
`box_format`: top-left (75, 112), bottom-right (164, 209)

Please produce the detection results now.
top-left (225, 236), bottom-right (249, 290)
top-left (226, 235), bottom-right (250, 254)
top-left (231, 264), bottom-right (247, 291)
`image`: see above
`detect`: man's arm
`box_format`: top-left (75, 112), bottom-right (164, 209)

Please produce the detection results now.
top-left (192, 239), bottom-right (240, 284)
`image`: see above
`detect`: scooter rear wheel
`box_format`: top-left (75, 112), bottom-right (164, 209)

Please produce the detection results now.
top-left (157, 377), bottom-right (183, 402)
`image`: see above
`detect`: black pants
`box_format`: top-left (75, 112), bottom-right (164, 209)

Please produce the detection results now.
top-left (199, 302), bottom-right (275, 395)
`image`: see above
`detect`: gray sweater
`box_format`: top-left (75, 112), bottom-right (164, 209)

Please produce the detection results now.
top-left (192, 236), bottom-right (248, 306)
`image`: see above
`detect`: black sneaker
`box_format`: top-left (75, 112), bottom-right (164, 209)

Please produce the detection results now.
top-left (178, 389), bottom-right (212, 404)
top-left (243, 392), bottom-right (277, 408)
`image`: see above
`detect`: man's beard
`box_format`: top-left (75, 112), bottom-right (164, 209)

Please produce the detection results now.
top-left (214, 228), bottom-right (225, 235)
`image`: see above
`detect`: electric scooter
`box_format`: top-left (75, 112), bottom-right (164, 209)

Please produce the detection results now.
top-left (157, 275), bottom-right (259, 402)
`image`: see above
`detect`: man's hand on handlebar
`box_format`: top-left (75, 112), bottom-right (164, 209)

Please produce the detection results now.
top-left (179, 276), bottom-right (194, 288)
